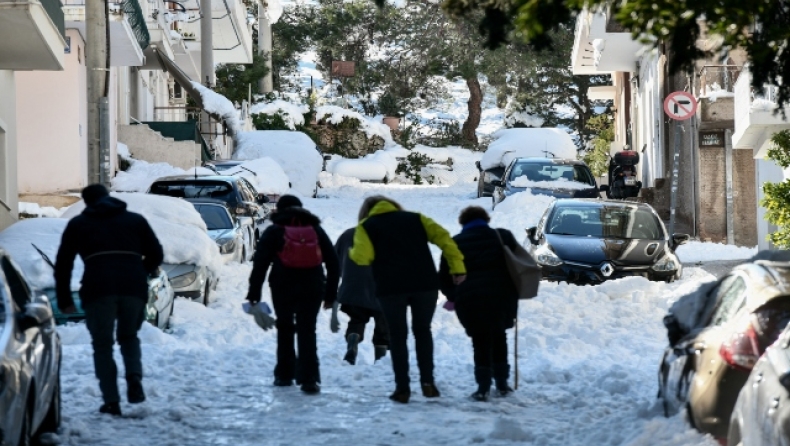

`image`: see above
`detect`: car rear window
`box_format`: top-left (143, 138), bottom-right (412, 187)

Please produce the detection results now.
top-left (150, 181), bottom-right (234, 201)
top-left (509, 162), bottom-right (595, 186)
top-left (547, 205), bottom-right (663, 239)
top-left (193, 205), bottom-right (233, 230)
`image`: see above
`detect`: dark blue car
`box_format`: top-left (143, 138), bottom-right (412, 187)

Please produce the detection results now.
top-left (492, 157), bottom-right (604, 206)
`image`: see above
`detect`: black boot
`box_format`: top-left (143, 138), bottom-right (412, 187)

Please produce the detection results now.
top-left (374, 345), bottom-right (388, 362)
top-left (99, 402), bottom-right (122, 416)
top-left (126, 376), bottom-right (146, 404)
top-left (344, 333), bottom-right (360, 365)
top-left (389, 387), bottom-right (411, 404)
top-left (471, 367), bottom-right (491, 401)
top-left (493, 363), bottom-right (513, 397)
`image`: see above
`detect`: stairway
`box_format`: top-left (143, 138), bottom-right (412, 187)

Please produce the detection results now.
top-left (118, 124), bottom-right (201, 170)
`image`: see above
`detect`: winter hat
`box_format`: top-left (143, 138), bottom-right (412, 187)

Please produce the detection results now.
top-left (82, 184), bottom-right (110, 206)
top-left (276, 195), bottom-right (302, 211)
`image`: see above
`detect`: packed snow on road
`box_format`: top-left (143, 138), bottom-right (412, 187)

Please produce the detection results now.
top-left (46, 173), bottom-right (758, 446)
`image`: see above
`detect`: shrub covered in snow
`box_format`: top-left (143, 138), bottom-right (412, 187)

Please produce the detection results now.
top-left (250, 100), bottom-right (309, 131)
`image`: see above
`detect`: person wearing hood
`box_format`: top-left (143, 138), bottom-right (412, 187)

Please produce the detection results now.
top-left (246, 195), bottom-right (339, 394)
top-left (55, 184), bottom-right (164, 416)
top-left (349, 195), bottom-right (466, 404)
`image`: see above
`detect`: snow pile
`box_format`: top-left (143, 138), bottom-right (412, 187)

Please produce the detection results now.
top-left (18, 202), bottom-right (64, 218)
top-left (249, 100), bottom-right (309, 130)
top-left (315, 105), bottom-right (394, 144)
top-left (234, 130), bottom-right (323, 197)
top-left (221, 157), bottom-right (290, 195)
top-left (491, 190), bottom-right (556, 235)
top-left (752, 97), bottom-right (777, 112)
top-left (700, 82), bottom-right (735, 102)
top-left (480, 128), bottom-right (578, 170)
top-left (191, 82), bottom-right (242, 134)
top-left (117, 142), bottom-right (132, 159)
top-left (331, 159), bottom-right (388, 181)
top-left (511, 176), bottom-right (593, 190)
top-left (264, 0), bottom-right (283, 23)
top-left (61, 193), bottom-right (222, 272)
top-left (112, 159), bottom-right (215, 192)
top-left (505, 109), bottom-right (545, 128)
top-left (676, 241), bottom-right (757, 263)
top-left (414, 145), bottom-right (483, 185)
top-left (0, 218), bottom-right (82, 290)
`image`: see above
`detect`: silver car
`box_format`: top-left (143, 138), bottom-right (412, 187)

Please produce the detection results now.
top-left (162, 263), bottom-right (216, 307)
top-left (188, 199), bottom-right (254, 263)
top-left (0, 250), bottom-right (61, 445)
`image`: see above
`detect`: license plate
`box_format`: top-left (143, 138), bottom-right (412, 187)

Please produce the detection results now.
top-left (624, 177), bottom-right (637, 186)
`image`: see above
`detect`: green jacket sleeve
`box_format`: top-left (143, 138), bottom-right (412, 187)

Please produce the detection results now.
top-left (420, 214), bottom-right (466, 275)
top-left (349, 224), bottom-right (375, 266)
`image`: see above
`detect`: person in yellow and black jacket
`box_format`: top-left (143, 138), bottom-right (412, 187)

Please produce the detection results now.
top-left (350, 195), bottom-right (466, 404)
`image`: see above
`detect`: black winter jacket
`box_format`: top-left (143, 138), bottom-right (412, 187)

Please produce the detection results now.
top-left (246, 207), bottom-right (340, 304)
top-left (335, 228), bottom-right (379, 310)
top-left (55, 196), bottom-right (164, 308)
top-left (439, 225), bottom-right (519, 333)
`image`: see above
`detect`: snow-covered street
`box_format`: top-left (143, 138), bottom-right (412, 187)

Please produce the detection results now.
top-left (52, 181), bottom-right (733, 446)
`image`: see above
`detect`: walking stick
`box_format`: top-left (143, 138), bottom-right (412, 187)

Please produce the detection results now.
top-left (514, 317), bottom-right (519, 390)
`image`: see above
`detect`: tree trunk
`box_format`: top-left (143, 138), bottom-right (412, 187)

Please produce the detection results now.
top-left (462, 76), bottom-right (482, 146)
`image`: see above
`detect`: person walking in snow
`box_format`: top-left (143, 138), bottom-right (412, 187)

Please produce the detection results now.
top-left (246, 195), bottom-right (339, 394)
top-left (335, 219), bottom-right (389, 365)
top-left (55, 184), bottom-right (164, 416)
top-left (439, 206), bottom-right (517, 401)
top-left (349, 195), bottom-right (466, 403)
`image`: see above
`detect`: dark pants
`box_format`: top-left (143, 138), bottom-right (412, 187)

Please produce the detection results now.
top-left (378, 291), bottom-right (438, 389)
top-left (83, 295), bottom-right (147, 404)
top-left (271, 287), bottom-right (322, 385)
top-left (341, 304), bottom-right (389, 346)
top-left (470, 327), bottom-right (508, 369)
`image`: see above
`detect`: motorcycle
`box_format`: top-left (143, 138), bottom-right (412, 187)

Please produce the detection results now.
top-left (607, 150), bottom-right (642, 199)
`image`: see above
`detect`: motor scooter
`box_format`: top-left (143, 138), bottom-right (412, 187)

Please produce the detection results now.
top-left (607, 150), bottom-right (642, 199)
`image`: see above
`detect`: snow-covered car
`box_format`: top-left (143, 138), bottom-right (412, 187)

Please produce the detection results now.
top-left (475, 161), bottom-right (504, 198)
top-left (188, 199), bottom-right (253, 263)
top-left (525, 199), bottom-right (688, 283)
top-left (659, 260), bottom-right (790, 442)
top-left (233, 130), bottom-right (323, 197)
top-left (62, 193), bottom-right (223, 307)
top-left (0, 249), bottom-right (61, 445)
top-left (0, 218), bottom-right (175, 328)
top-left (492, 158), bottom-right (602, 206)
top-left (729, 322), bottom-right (790, 446)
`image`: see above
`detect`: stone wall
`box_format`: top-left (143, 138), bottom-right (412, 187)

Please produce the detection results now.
top-left (118, 124), bottom-right (201, 170)
top-left (309, 124), bottom-right (386, 158)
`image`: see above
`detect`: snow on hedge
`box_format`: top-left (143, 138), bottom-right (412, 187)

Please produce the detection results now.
top-left (61, 193), bottom-right (222, 273)
top-left (234, 130), bottom-right (323, 197)
top-left (191, 82), bottom-right (242, 134)
top-left (0, 218), bottom-right (82, 291)
top-left (505, 109), bottom-right (545, 128)
top-left (315, 105), bottom-right (394, 144)
top-left (220, 157), bottom-right (290, 195)
top-left (480, 128), bottom-right (578, 170)
top-left (250, 100), bottom-right (309, 130)
top-left (112, 159), bottom-right (215, 192)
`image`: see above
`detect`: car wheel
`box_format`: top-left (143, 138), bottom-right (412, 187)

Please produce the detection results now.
top-left (202, 282), bottom-right (211, 307)
top-left (37, 371), bottom-right (61, 437)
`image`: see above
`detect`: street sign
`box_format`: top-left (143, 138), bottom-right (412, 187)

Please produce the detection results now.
top-left (663, 91), bottom-right (697, 121)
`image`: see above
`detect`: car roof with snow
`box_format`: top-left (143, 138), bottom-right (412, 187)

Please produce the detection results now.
top-left (509, 157), bottom-right (587, 166)
top-left (152, 175), bottom-right (240, 183)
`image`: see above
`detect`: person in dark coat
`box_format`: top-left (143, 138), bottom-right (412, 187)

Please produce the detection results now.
top-left (246, 195), bottom-right (340, 394)
top-left (439, 206), bottom-right (518, 401)
top-left (335, 222), bottom-right (389, 365)
top-left (55, 184), bottom-right (164, 416)
top-left (350, 195), bottom-right (466, 403)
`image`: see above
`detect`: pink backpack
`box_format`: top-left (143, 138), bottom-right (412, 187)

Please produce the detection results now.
top-left (278, 225), bottom-right (323, 268)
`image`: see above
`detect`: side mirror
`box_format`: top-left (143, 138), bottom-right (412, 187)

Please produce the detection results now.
top-left (672, 233), bottom-right (690, 246)
top-left (491, 180), bottom-right (504, 188)
top-left (257, 194), bottom-right (270, 204)
top-left (18, 302), bottom-right (52, 330)
top-left (526, 227), bottom-right (538, 245)
top-left (236, 204), bottom-right (247, 215)
top-left (599, 184), bottom-right (610, 193)
top-left (475, 160), bottom-right (482, 172)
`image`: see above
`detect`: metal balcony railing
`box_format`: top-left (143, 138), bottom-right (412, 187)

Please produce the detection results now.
top-left (61, 0), bottom-right (149, 50)
top-left (698, 65), bottom-right (741, 97)
top-left (40, 0), bottom-right (65, 38)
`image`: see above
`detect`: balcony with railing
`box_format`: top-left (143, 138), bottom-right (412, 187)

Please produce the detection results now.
top-left (732, 68), bottom-right (790, 157)
top-left (0, 0), bottom-right (66, 70)
top-left (62, 0), bottom-right (149, 66)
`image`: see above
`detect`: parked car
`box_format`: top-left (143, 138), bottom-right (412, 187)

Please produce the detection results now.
top-left (492, 158), bottom-right (604, 206)
top-left (658, 260), bottom-right (790, 442)
top-left (203, 159), bottom-right (243, 173)
top-left (729, 321), bottom-right (790, 446)
top-left (475, 160), bottom-right (505, 198)
top-left (188, 199), bottom-right (254, 263)
top-left (525, 199), bottom-right (688, 283)
top-left (147, 175), bottom-right (270, 249)
top-left (0, 250), bottom-right (61, 444)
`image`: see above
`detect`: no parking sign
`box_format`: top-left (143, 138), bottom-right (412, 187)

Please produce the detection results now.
top-left (663, 91), bottom-right (697, 120)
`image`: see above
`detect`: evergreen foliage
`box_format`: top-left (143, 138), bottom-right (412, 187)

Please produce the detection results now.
top-left (761, 130), bottom-right (790, 248)
top-left (583, 113), bottom-right (613, 178)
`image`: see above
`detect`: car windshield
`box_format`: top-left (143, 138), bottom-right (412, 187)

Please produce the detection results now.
top-left (149, 181), bottom-right (234, 202)
top-left (509, 162), bottom-right (595, 186)
top-left (547, 205), bottom-right (664, 239)
top-left (194, 205), bottom-right (233, 230)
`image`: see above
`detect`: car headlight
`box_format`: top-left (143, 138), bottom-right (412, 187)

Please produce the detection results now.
top-left (170, 271), bottom-right (197, 288)
top-left (535, 245), bottom-right (563, 267)
top-left (652, 254), bottom-right (678, 272)
top-left (217, 237), bottom-right (236, 254)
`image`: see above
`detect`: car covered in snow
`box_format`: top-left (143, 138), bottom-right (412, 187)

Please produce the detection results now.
top-left (659, 259), bottom-right (790, 442)
top-left (0, 249), bottom-right (61, 445)
top-left (492, 158), bottom-right (602, 205)
top-left (525, 199), bottom-right (688, 283)
top-left (188, 199), bottom-right (253, 264)
top-left (0, 218), bottom-right (176, 328)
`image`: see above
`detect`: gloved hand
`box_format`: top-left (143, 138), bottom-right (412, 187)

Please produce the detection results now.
top-left (249, 302), bottom-right (275, 331)
top-left (443, 300), bottom-right (455, 312)
top-left (330, 302), bottom-right (340, 333)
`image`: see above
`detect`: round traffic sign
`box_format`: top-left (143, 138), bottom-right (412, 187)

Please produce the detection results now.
top-left (663, 91), bottom-right (697, 121)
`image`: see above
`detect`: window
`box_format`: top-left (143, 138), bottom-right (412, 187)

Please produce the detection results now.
top-left (710, 276), bottom-right (747, 326)
top-left (546, 205), bottom-right (663, 239)
top-left (238, 178), bottom-right (258, 202)
top-left (194, 205), bottom-right (233, 230)
top-left (509, 162), bottom-right (595, 186)
top-left (1, 256), bottom-right (31, 311)
top-left (149, 181), bottom-right (234, 202)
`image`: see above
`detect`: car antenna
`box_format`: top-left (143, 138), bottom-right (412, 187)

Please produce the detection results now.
top-left (194, 160), bottom-right (198, 180)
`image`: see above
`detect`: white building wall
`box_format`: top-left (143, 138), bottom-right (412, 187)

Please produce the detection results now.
top-left (634, 52), bottom-right (663, 187)
top-left (0, 70), bottom-right (18, 229)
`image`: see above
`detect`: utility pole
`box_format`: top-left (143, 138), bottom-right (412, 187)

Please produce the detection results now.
top-left (201, 0), bottom-right (215, 158)
top-left (258, 0), bottom-right (273, 94)
top-left (86, 0), bottom-right (108, 186)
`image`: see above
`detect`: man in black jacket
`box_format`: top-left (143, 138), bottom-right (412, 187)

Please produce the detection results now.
top-left (55, 184), bottom-right (164, 416)
top-left (246, 195), bottom-right (340, 394)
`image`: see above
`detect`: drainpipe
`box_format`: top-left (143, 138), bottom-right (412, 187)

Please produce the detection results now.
top-left (201, 0), bottom-right (215, 158)
top-left (258, 1), bottom-right (273, 94)
top-left (690, 72), bottom-right (699, 238)
top-left (725, 128), bottom-right (735, 244)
